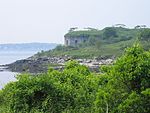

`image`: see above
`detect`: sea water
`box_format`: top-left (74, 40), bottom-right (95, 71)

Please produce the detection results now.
top-left (0, 51), bottom-right (35, 89)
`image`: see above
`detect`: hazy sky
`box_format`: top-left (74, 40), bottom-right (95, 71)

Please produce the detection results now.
top-left (0, 0), bottom-right (150, 44)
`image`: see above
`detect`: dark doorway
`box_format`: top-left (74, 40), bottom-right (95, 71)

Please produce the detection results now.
top-left (75, 40), bottom-right (78, 44)
top-left (66, 40), bottom-right (68, 46)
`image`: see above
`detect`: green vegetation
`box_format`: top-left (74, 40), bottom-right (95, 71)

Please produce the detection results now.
top-left (103, 27), bottom-right (118, 39)
top-left (0, 44), bottom-right (150, 113)
top-left (139, 28), bottom-right (150, 41)
top-left (64, 29), bottom-right (102, 38)
top-left (65, 27), bottom-right (139, 43)
top-left (36, 27), bottom-right (148, 58)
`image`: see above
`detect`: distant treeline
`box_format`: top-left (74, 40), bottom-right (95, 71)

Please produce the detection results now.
top-left (0, 43), bottom-right (57, 52)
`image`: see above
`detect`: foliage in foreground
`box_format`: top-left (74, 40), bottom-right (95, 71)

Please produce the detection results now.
top-left (0, 44), bottom-right (150, 113)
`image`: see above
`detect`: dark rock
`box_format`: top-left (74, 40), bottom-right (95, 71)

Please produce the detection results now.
top-left (6, 55), bottom-right (114, 73)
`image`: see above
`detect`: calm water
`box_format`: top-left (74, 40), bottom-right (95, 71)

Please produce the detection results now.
top-left (0, 51), bottom-right (36, 89)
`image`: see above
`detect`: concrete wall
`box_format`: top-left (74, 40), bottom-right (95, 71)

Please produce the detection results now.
top-left (65, 36), bottom-right (88, 47)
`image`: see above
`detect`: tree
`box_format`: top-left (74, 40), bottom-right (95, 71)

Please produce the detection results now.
top-left (135, 25), bottom-right (147, 29)
top-left (114, 24), bottom-right (126, 28)
top-left (95, 43), bottom-right (150, 113)
top-left (111, 43), bottom-right (150, 93)
top-left (69, 27), bottom-right (78, 32)
top-left (103, 27), bottom-right (117, 39)
top-left (139, 28), bottom-right (150, 41)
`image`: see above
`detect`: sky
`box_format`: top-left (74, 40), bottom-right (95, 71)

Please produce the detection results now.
top-left (0, 0), bottom-right (150, 44)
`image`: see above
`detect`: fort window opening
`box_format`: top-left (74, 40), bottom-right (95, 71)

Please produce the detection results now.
top-left (75, 40), bottom-right (78, 44)
top-left (66, 40), bottom-right (68, 46)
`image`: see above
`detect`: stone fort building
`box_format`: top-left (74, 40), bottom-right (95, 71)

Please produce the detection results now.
top-left (64, 35), bottom-right (89, 47)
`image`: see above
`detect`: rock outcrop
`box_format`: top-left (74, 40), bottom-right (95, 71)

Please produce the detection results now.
top-left (5, 55), bottom-right (114, 73)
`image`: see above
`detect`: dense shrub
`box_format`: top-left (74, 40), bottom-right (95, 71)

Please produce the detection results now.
top-left (94, 44), bottom-right (150, 113)
top-left (0, 61), bottom-right (99, 113)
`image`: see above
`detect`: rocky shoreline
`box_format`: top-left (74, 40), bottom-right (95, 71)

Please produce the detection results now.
top-left (3, 55), bottom-right (114, 73)
top-left (0, 66), bottom-right (9, 72)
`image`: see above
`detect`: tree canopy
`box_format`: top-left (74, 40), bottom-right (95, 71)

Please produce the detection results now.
top-left (139, 28), bottom-right (150, 41)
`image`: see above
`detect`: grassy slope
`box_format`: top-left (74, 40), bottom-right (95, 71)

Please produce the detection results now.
top-left (35, 40), bottom-right (137, 59)
top-left (34, 27), bottom-right (144, 59)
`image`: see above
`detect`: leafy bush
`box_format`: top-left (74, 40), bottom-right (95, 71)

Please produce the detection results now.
top-left (0, 61), bottom-right (99, 113)
top-left (95, 43), bottom-right (150, 113)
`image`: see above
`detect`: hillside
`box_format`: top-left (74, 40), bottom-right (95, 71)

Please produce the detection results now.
top-left (35, 27), bottom-right (150, 59)
top-left (5, 27), bottom-right (150, 73)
